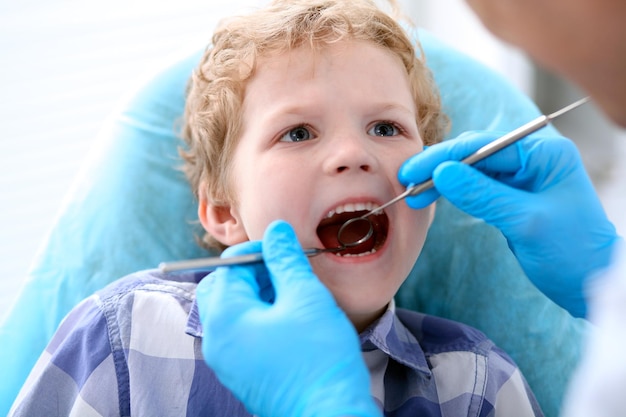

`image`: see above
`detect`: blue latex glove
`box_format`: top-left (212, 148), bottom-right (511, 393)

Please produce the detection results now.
top-left (196, 220), bottom-right (381, 417)
top-left (398, 132), bottom-right (620, 318)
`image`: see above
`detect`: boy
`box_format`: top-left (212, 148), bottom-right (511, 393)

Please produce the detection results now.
top-left (10, 1), bottom-right (543, 416)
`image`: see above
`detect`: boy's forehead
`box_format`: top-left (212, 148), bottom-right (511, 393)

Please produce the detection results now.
top-left (240, 39), bottom-right (416, 123)
top-left (248, 40), bottom-right (405, 83)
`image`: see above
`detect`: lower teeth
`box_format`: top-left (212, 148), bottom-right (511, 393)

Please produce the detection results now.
top-left (334, 248), bottom-right (377, 257)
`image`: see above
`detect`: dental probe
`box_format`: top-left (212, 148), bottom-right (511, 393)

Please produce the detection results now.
top-left (333, 96), bottom-right (591, 247)
top-left (361, 96), bottom-right (590, 218)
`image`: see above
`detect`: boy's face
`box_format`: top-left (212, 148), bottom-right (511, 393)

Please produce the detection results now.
top-left (201, 40), bottom-right (434, 331)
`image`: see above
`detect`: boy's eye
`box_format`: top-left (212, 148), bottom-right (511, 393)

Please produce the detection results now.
top-left (280, 126), bottom-right (312, 142)
top-left (368, 122), bottom-right (399, 137)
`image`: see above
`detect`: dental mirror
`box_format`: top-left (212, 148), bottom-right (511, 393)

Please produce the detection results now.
top-left (336, 217), bottom-right (374, 248)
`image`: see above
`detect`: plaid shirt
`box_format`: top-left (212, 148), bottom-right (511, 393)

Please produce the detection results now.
top-left (10, 269), bottom-right (543, 417)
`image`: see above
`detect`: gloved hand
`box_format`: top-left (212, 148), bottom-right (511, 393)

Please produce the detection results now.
top-left (196, 220), bottom-right (381, 417)
top-left (398, 131), bottom-right (620, 318)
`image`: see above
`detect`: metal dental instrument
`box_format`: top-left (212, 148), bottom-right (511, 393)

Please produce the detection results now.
top-left (159, 97), bottom-right (590, 273)
top-left (336, 96), bottom-right (591, 248)
top-left (159, 246), bottom-right (342, 273)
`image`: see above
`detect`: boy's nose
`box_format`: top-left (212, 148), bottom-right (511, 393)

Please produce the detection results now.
top-left (322, 133), bottom-right (378, 175)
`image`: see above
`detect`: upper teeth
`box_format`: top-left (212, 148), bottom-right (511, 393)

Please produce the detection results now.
top-left (325, 202), bottom-right (379, 218)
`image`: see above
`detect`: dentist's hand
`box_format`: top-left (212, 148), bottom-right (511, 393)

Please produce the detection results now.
top-left (399, 132), bottom-right (620, 318)
top-left (196, 220), bottom-right (381, 417)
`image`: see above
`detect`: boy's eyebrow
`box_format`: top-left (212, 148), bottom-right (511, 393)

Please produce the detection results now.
top-left (369, 102), bottom-right (416, 117)
top-left (263, 101), bottom-right (416, 121)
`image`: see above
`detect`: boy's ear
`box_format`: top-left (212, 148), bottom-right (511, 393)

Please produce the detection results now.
top-left (198, 188), bottom-right (248, 246)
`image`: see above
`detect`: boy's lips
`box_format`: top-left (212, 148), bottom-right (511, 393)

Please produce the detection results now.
top-left (316, 202), bottom-right (389, 256)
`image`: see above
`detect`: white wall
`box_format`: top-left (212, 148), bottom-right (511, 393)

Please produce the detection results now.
top-left (0, 0), bottom-right (252, 317)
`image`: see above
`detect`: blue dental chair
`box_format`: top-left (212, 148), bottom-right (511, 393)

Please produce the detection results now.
top-left (0, 29), bottom-right (587, 417)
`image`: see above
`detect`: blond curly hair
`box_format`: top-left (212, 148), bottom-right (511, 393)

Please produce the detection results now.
top-left (181, 0), bottom-right (448, 250)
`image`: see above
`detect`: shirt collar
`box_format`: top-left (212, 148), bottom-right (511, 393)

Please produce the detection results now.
top-left (185, 273), bottom-right (209, 338)
top-left (187, 293), bottom-right (431, 377)
top-left (359, 300), bottom-right (432, 377)
top-left (186, 296), bottom-right (203, 338)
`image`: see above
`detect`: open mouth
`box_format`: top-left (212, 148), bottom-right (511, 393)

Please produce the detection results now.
top-left (316, 203), bottom-right (389, 257)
